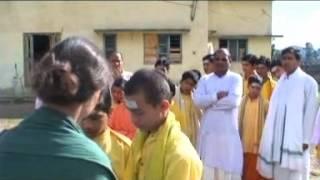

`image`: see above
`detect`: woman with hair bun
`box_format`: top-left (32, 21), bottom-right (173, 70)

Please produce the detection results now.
top-left (0, 37), bottom-right (116, 180)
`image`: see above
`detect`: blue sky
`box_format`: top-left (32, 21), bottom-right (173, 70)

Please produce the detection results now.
top-left (272, 1), bottom-right (320, 49)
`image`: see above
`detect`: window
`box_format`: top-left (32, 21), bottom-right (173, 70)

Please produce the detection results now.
top-left (23, 33), bottom-right (60, 86)
top-left (144, 33), bottom-right (182, 64)
top-left (104, 34), bottom-right (117, 58)
top-left (219, 39), bottom-right (247, 61)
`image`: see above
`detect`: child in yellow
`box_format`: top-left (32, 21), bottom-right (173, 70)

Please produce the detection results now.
top-left (241, 54), bottom-right (258, 95)
top-left (171, 70), bottom-right (202, 146)
top-left (255, 56), bottom-right (276, 101)
top-left (81, 89), bottom-right (131, 180)
top-left (239, 76), bottom-right (268, 180)
top-left (124, 69), bottom-right (203, 180)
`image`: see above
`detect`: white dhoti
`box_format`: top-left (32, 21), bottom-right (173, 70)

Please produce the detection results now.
top-left (202, 166), bottom-right (241, 180)
top-left (257, 68), bottom-right (318, 180)
top-left (274, 151), bottom-right (310, 180)
top-left (274, 165), bottom-right (304, 180)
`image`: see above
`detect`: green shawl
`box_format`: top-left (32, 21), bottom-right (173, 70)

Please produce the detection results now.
top-left (0, 107), bottom-right (116, 180)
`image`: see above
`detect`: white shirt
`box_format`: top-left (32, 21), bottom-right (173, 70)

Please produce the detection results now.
top-left (194, 71), bottom-right (243, 174)
top-left (121, 71), bottom-right (132, 81)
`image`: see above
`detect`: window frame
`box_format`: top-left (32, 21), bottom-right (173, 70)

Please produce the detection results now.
top-left (103, 33), bottom-right (117, 59)
top-left (23, 33), bottom-right (61, 87)
top-left (219, 38), bottom-right (248, 62)
top-left (143, 33), bottom-right (182, 65)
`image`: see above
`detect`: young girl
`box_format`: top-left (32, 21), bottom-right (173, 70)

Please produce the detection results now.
top-left (109, 78), bottom-right (136, 139)
top-left (171, 70), bottom-right (202, 146)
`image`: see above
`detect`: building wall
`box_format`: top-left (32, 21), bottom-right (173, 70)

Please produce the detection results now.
top-left (208, 1), bottom-right (272, 74)
top-left (0, 1), bottom-right (208, 96)
top-left (208, 1), bottom-right (272, 35)
top-left (112, 1), bottom-right (209, 82)
top-left (248, 36), bottom-right (272, 57)
top-left (0, 33), bottom-right (23, 96)
top-left (210, 36), bottom-right (272, 73)
top-left (0, 1), bottom-right (271, 97)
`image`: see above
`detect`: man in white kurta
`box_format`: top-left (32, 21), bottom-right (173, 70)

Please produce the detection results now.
top-left (194, 48), bottom-right (243, 180)
top-left (108, 51), bottom-right (132, 81)
top-left (258, 47), bottom-right (319, 180)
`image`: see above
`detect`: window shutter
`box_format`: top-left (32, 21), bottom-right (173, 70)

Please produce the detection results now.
top-left (144, 34), bottom-right (159, 64)
top-left (169, 35), bottom-right (181, 63)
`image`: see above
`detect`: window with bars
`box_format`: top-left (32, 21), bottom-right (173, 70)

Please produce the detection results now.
top-left (144, 33), bottom-right (182, 64)
top-left (104, 34), bottom-right (117, 59)
top-left (219, 39), bottom-right (247, 61)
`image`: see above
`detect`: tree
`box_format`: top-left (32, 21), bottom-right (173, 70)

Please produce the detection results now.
top-left (305, 42), bottom-right (317, 63)
top-left (271, 44), bottom-right (281, 61)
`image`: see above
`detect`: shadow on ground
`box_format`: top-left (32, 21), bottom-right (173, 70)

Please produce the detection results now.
top-left (0, 104), bottom-right (319, 179)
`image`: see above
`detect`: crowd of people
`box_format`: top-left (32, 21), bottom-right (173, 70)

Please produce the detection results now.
top-left (0, 36), bottom-right (320, 180)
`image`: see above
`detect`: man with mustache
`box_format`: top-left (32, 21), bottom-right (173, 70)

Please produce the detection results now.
top-left (194, 48), bottom-right (243, 180)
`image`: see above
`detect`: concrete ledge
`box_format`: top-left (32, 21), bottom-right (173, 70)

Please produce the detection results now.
top-left (0, 102), bottom-right (34, 118)
top-left (0, 96), bottom-right (35, 103)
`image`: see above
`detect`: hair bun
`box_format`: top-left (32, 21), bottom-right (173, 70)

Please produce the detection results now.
top-left (33, 58), bottom-right (80, 103)
top-left (46, 62), bottom-right (79, 97)
top-left (32, 37), bottom-right (111, 106)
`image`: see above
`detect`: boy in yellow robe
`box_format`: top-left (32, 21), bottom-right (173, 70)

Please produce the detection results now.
top-left (124, 69), bottom-right (203, 180)
top-left (239, 76), bottom-right (269, 180)
top-left (241, 54), bottom-right (258, 95)
top-left (256, 56), bottom-right (276, 101)
top-left (171, 70), bottom-right (202, 147)
top-left (81, 88), bottom-right (131, 180)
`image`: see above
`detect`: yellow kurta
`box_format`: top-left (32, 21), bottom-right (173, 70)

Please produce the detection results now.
top-left (242, 98), bottom-right (260, 153)
top-left (171, 92), bottom-right (201, 147)
top-left (243, 78), bottom-right (249, 95)
top-left (125, 112), bottom-right (203, 180)
top-left (94, 128), bottom-right (131, 180)
top-left (239, 96), bottom-right (268, 154)
top-left (240, 97), bottom-right (268, 180)
top-left (261, 76), bottom-right (276, 101)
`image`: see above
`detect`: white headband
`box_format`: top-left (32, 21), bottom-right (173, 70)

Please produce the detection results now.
top-left (251, 82), bottom-right (262, 88)
top-left (271, 66), bottom-right (277, 73)
top-left (203, 59), bottom-right (210, 64)
top-left (124, 98), bottom-right (139, 110)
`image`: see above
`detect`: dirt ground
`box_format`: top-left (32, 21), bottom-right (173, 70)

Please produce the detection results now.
top-left (0, 101), bottom-right (319, 179)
